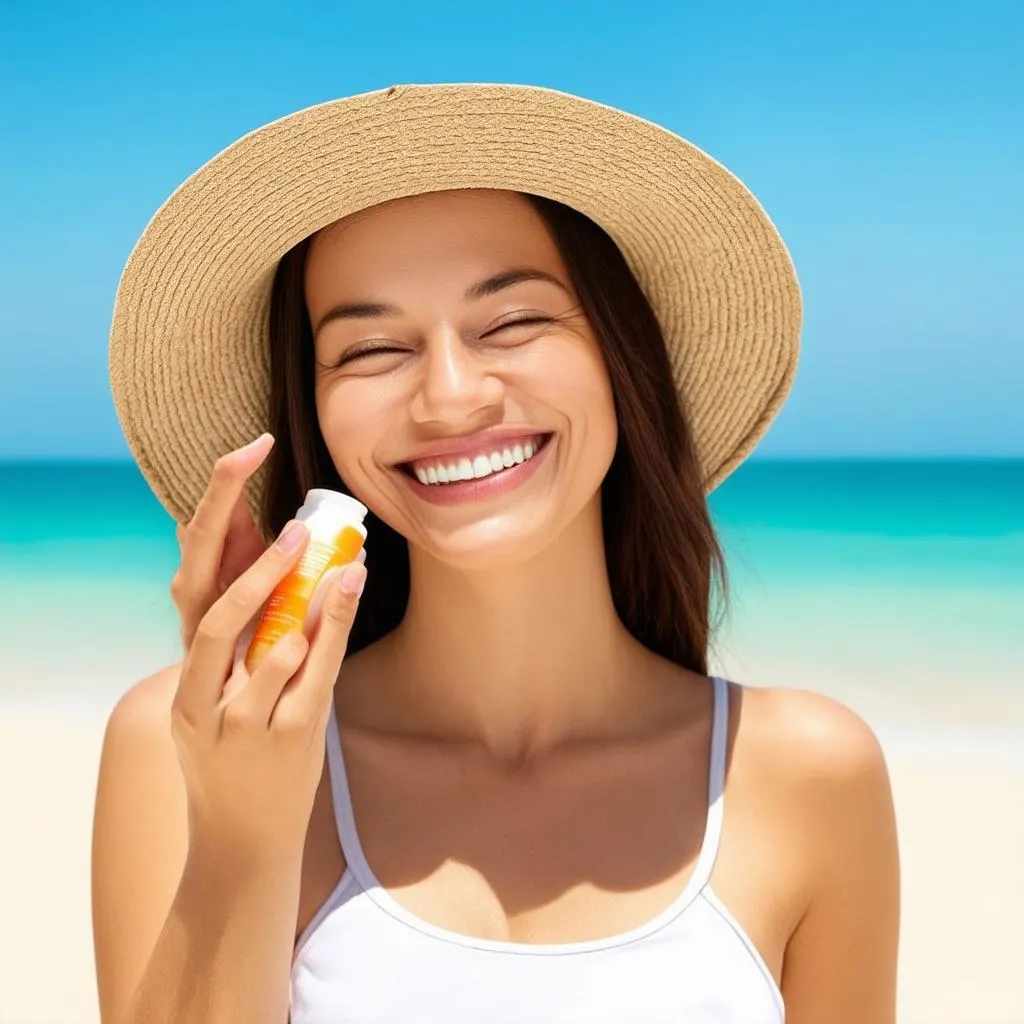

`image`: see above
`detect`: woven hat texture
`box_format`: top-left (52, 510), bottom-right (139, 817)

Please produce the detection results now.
top-left (109, 83), bottom-right (801, 524)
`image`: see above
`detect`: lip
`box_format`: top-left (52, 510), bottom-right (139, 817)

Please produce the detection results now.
top-left (396, 434), bottom-right (554, 506)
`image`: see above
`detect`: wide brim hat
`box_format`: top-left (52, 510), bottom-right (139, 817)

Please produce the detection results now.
top-left (109, 83), bottom-right (801, 525)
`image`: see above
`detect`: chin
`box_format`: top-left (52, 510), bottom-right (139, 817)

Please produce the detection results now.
top-left (411, 512), bottom-right (565, 572)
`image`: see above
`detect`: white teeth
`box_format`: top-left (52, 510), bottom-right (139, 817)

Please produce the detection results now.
top-left (411, 437), bottom-right (546, 485)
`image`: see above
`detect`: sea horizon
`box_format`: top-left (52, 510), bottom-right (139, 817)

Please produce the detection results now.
top-left (2, 457), bottom-right (1021, 728)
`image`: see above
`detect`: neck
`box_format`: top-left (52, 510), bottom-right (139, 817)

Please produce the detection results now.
top-left (373, 500), bottom-right (661, 762)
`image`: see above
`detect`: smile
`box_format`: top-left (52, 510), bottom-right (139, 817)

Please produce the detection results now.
top-left (397, 433), bottom-right (554, 504)
top-left (408, 434), bottom-right (547, 486)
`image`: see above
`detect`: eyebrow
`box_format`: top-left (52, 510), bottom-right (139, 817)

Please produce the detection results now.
top-left (312, 268), bottom-right (569, 336)
top-left (465, 268), bottom-right (568, 301)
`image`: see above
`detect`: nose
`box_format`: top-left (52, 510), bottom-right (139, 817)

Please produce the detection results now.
top-left (408, 326), bottom-right (504, 428)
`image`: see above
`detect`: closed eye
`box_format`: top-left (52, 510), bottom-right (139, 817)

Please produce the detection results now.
top-left (485, 316), bottom-right (554, 336)
top-left (321, 316), bottom-right (556, 372)
top-left (324, 342), bottom-right (406, 369)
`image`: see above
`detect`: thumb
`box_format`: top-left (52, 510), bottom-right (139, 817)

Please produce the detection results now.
top-left (305, 549), bottom-right (365, 634)
top-left (304, 566), bottom-right (341, 637)
top-left (303, 565), bottom-right (344, 637)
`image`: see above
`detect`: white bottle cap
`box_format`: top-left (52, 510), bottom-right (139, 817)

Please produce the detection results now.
top-left (301, 488), bottom-right (368, 524)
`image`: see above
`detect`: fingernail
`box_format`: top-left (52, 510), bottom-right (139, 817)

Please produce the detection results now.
top-left (275, 519), bottom-right (307, 552)
top-left (240, 433), bottom-right (272, 455)
top-left (337, 562), bottom-right (366, 597)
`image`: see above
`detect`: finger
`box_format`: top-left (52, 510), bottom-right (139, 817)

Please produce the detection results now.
top-left (220, 495), bottom-right (271, 589)
top-left (223, 484), bottom-right (265, 557)
top-left (228, 483), bottom-right (260, 532)
top-left (178, 518), bottom-right (308, 715)
top-left (273, 563), bottom-right (366, 729)
top-left (303, 566), bottom-right (344, 636)
top-left (178, 434), bottom-right (274, 604)
top-left (231, 610), bottom-right (262, 674)
top-left (223, 630), bottom-right (310, 727)
top-left (301, 545), bottom-right (365, 635)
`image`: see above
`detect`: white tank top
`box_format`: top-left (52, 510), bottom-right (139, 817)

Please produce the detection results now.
top-left (290, 676), bottom-right (784, 1022)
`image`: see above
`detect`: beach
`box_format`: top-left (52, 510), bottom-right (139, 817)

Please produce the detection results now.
top-left (1, 459), bottom-right (1021, 1022)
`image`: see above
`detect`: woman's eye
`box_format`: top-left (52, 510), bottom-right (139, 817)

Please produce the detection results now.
top-left (333, 344), bottom-right (405, 367)
top-left (487, 316), bottom-right (554, 337)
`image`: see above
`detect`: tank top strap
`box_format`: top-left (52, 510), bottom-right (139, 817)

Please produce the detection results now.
top-left (324, 700), bottom-right (376, 886)
top-left (687, 675), bottom-right (730, 892)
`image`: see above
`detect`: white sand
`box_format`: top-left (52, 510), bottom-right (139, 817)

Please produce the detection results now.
top-left (0, 709), bottom-right (106, 1024)
top-left (1, 691), bottom-right (1022, 1023)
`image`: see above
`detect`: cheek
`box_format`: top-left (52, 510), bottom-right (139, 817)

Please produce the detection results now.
top-left (535, 336), bottom-right (618, 446)
top-left (315, 380), bottom-right (396, 483)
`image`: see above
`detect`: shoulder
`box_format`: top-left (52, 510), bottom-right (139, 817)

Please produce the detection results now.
top-left (723, 682), bottom-right (898, 919)
top-left (724, 685), bottom-right (900, 1018)
top-left (730, 682), bottom-right (890, 792)
top-left (103, 661), bottom-right (181, 743)
top-left (96, 662), bottom-right (184, 819)
top-left (725, 683), bottom-right (896, 875)
top-left (727, 682), bottom-right (897, 889)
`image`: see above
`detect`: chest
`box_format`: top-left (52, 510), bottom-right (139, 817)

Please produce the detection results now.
top-left (296, 729), bottom-right (797, 980)
top-left (300, 731), bottom-right (707, 940)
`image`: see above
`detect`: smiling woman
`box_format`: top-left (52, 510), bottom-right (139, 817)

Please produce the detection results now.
top-left (262, 190), bottom-right (722, 666)
top-left (94, 84), bottom-right (898, 1024)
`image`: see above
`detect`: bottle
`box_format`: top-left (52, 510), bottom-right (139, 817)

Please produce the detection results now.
top-left (244, 489), bottom-right (368, 671)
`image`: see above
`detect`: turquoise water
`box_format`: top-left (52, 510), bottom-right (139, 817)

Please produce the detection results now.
top-left (1, 459), bottom-right (1021, 711)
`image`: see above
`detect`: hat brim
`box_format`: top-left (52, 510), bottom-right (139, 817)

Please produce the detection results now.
top-left (109, 83), bottom-right (801, 525)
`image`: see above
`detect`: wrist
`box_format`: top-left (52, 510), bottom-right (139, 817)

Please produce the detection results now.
top-left (183, 833), bottom-right (305, 895)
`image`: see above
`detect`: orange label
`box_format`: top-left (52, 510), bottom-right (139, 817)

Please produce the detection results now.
top-left (244, 525), bottom-right (364, 670)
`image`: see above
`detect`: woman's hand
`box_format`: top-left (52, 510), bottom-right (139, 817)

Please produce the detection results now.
top-left (172, 527), bottom-right (365, 868)
top-left (168, 434), bottom-right (368, 867)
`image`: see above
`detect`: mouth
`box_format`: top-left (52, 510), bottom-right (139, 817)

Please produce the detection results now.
top-left (396, 432), bottom-right (555, 504)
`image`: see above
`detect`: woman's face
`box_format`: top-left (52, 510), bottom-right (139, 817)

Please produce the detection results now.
top-left (305, 189), bottom-right (618, 568)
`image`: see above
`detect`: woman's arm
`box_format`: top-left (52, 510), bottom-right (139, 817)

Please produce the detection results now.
top-left (92, 666), bottom-right (187, 1022)
top-left (777, 692), bottom-right (901, 1024)
top-left (92, 665), bottom-right (303, 1024)
top-left (92, 437), bottom-right (367, 1024)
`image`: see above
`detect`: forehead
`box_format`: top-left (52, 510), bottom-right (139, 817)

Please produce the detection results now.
top-left (305, 189), bottom-right (565, 292)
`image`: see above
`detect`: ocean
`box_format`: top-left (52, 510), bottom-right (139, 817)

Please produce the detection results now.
top-left (2, 459), bottom-right (1021, 720)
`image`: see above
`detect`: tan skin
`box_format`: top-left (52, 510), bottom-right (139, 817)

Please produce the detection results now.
top-left (92, 190), bottom-right (899, 1024)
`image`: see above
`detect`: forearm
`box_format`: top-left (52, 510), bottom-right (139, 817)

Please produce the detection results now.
top-left (118, 850), bottom-right (302, 1024)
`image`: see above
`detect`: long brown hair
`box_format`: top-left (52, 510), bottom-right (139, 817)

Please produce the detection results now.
top-left (260, 193), bottom-right (727, 673)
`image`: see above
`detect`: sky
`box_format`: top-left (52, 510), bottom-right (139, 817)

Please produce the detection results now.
top-left (2, 0), bottom-right (1021, 459)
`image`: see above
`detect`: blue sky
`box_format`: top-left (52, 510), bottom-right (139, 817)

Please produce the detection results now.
top-left (2, 0), bottom-right (1021, 459)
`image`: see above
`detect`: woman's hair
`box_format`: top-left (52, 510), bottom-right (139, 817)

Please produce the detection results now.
top-left (260, 194), bottom-right (727, 674)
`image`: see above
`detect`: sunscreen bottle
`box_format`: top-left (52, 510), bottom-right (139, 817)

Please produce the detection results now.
top-left (245, 489), bottom-right (367, 671)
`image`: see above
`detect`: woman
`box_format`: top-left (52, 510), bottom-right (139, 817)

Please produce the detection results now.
top-left (93, 85), bottom-right (899, 1023)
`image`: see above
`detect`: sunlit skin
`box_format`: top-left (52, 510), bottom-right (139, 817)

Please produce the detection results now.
top-left (307, 189), bottom-right (617, 570)
top-left (92, 188), bottom-right (898, 1024)
top-left (305, 189), bottom-right (677, 761)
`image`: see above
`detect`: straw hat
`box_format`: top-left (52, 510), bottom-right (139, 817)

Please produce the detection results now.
top-left (109, 83), bottom-right (801, 525)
